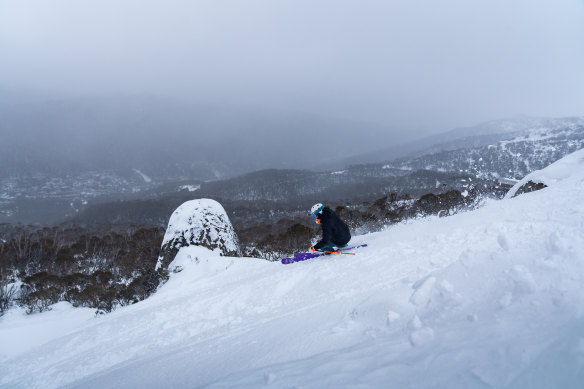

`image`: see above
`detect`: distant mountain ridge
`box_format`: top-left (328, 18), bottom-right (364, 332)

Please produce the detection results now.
top-left (1, 114), bottom-right (582, 224)
top-left (194, 116), bottom-right (584, 202)
top-left (375, 117), bottom-right (584, 178)
top-left (69, 116), bottom-right (584, 227)
top-left (340, 116), bottom-right (584, 167)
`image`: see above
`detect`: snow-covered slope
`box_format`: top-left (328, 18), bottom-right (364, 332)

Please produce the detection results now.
top-left (506, 148), bottom-right (584, 198)
top-left (443, 116), bottom-right (584, 138)
top-left (380, 119), bottom-right (584, 181)
top-left (1, 151), bottom-right (584, 388)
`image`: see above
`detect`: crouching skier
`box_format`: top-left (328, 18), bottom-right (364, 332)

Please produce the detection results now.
top-left (310, 203), bottom-right (351, 253)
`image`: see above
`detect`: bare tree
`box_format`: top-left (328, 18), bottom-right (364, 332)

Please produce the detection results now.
top-left (11, 228), bottom-right (32, 260)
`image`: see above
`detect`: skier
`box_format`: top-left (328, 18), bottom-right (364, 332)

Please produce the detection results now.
top-left (310, 203), bottom-right (351, 252)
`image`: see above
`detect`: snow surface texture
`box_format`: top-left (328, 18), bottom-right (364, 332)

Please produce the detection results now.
top-left (2, 151), bottom-right (584, 388)
top-left (156, 198), bottom-right (240, 271)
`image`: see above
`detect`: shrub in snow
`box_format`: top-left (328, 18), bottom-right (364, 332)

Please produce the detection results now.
top-left (416, 190), bottom-right (468, 216)
top-left (156, 199), bottom-right (241, 271)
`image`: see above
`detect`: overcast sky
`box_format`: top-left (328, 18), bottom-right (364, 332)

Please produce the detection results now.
top-left (1, 0), bottom-right (583, 135)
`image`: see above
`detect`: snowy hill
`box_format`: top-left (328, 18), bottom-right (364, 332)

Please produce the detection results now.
top-left (431, 116), bottom-right (584, 139)
top-left (171, 117), bottom-right (584, 202)
top-left (342, 116), bottom-right (584, 167)
top-left (379, 117), bottom-right (584, 180)
top-left (1, 150), bottom-right (584, 388)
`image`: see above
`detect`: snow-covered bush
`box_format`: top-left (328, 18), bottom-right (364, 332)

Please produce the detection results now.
top-left (0, 224), bottom-right (165, 315)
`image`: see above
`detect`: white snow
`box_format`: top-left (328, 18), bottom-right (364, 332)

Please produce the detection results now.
top-left (133, 169), bottom-right (152, 183)
top-left (0, 302), bottom-right (95, 360)
top-left (1, 151), bottom-right (584, 388)
top-left (178, 184), bottom-right (200, 192)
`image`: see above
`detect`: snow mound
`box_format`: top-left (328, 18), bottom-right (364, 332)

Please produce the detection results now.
top-left (506, 148), bottom-right (584, 198)
top-left (156, 199), bottom-right (240, 271)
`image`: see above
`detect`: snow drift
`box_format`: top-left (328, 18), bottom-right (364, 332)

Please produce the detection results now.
top-left (1, 150), bottom-right (584, 388)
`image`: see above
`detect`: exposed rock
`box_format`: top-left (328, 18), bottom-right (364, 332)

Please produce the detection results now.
top-left (511, 180), bottom-right (548, 198)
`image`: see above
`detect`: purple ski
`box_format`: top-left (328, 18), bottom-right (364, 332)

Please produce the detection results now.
top-left (281, 244), bottom-right (367, 264)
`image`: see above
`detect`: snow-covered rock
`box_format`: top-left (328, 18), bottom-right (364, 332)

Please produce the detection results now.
top-left (506, 147), bottom-right (584, 198)
top-left (156, 199), bottom-right (240, 271)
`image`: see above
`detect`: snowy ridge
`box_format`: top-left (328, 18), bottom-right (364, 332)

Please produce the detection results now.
top-left (196, 119), bottom-right (584, 203)
top-left (383, 121), bottom-right (584, 181)
top-left (447, 116), bottom-right (584, 137)
top-left (2, 116), bottom-right (582, 224)
top-left (1, 152), bottom-right (584, 388)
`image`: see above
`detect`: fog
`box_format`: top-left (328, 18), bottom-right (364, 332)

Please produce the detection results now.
top-left (1, 0), bottom-right (584, 166)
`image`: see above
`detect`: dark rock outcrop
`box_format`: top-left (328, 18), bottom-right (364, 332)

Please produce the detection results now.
top-left (511, 181), bottom-right (548, 198)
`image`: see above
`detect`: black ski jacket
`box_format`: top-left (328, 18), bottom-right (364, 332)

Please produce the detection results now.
top-left (314, 207), bottom-right (351, 250)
